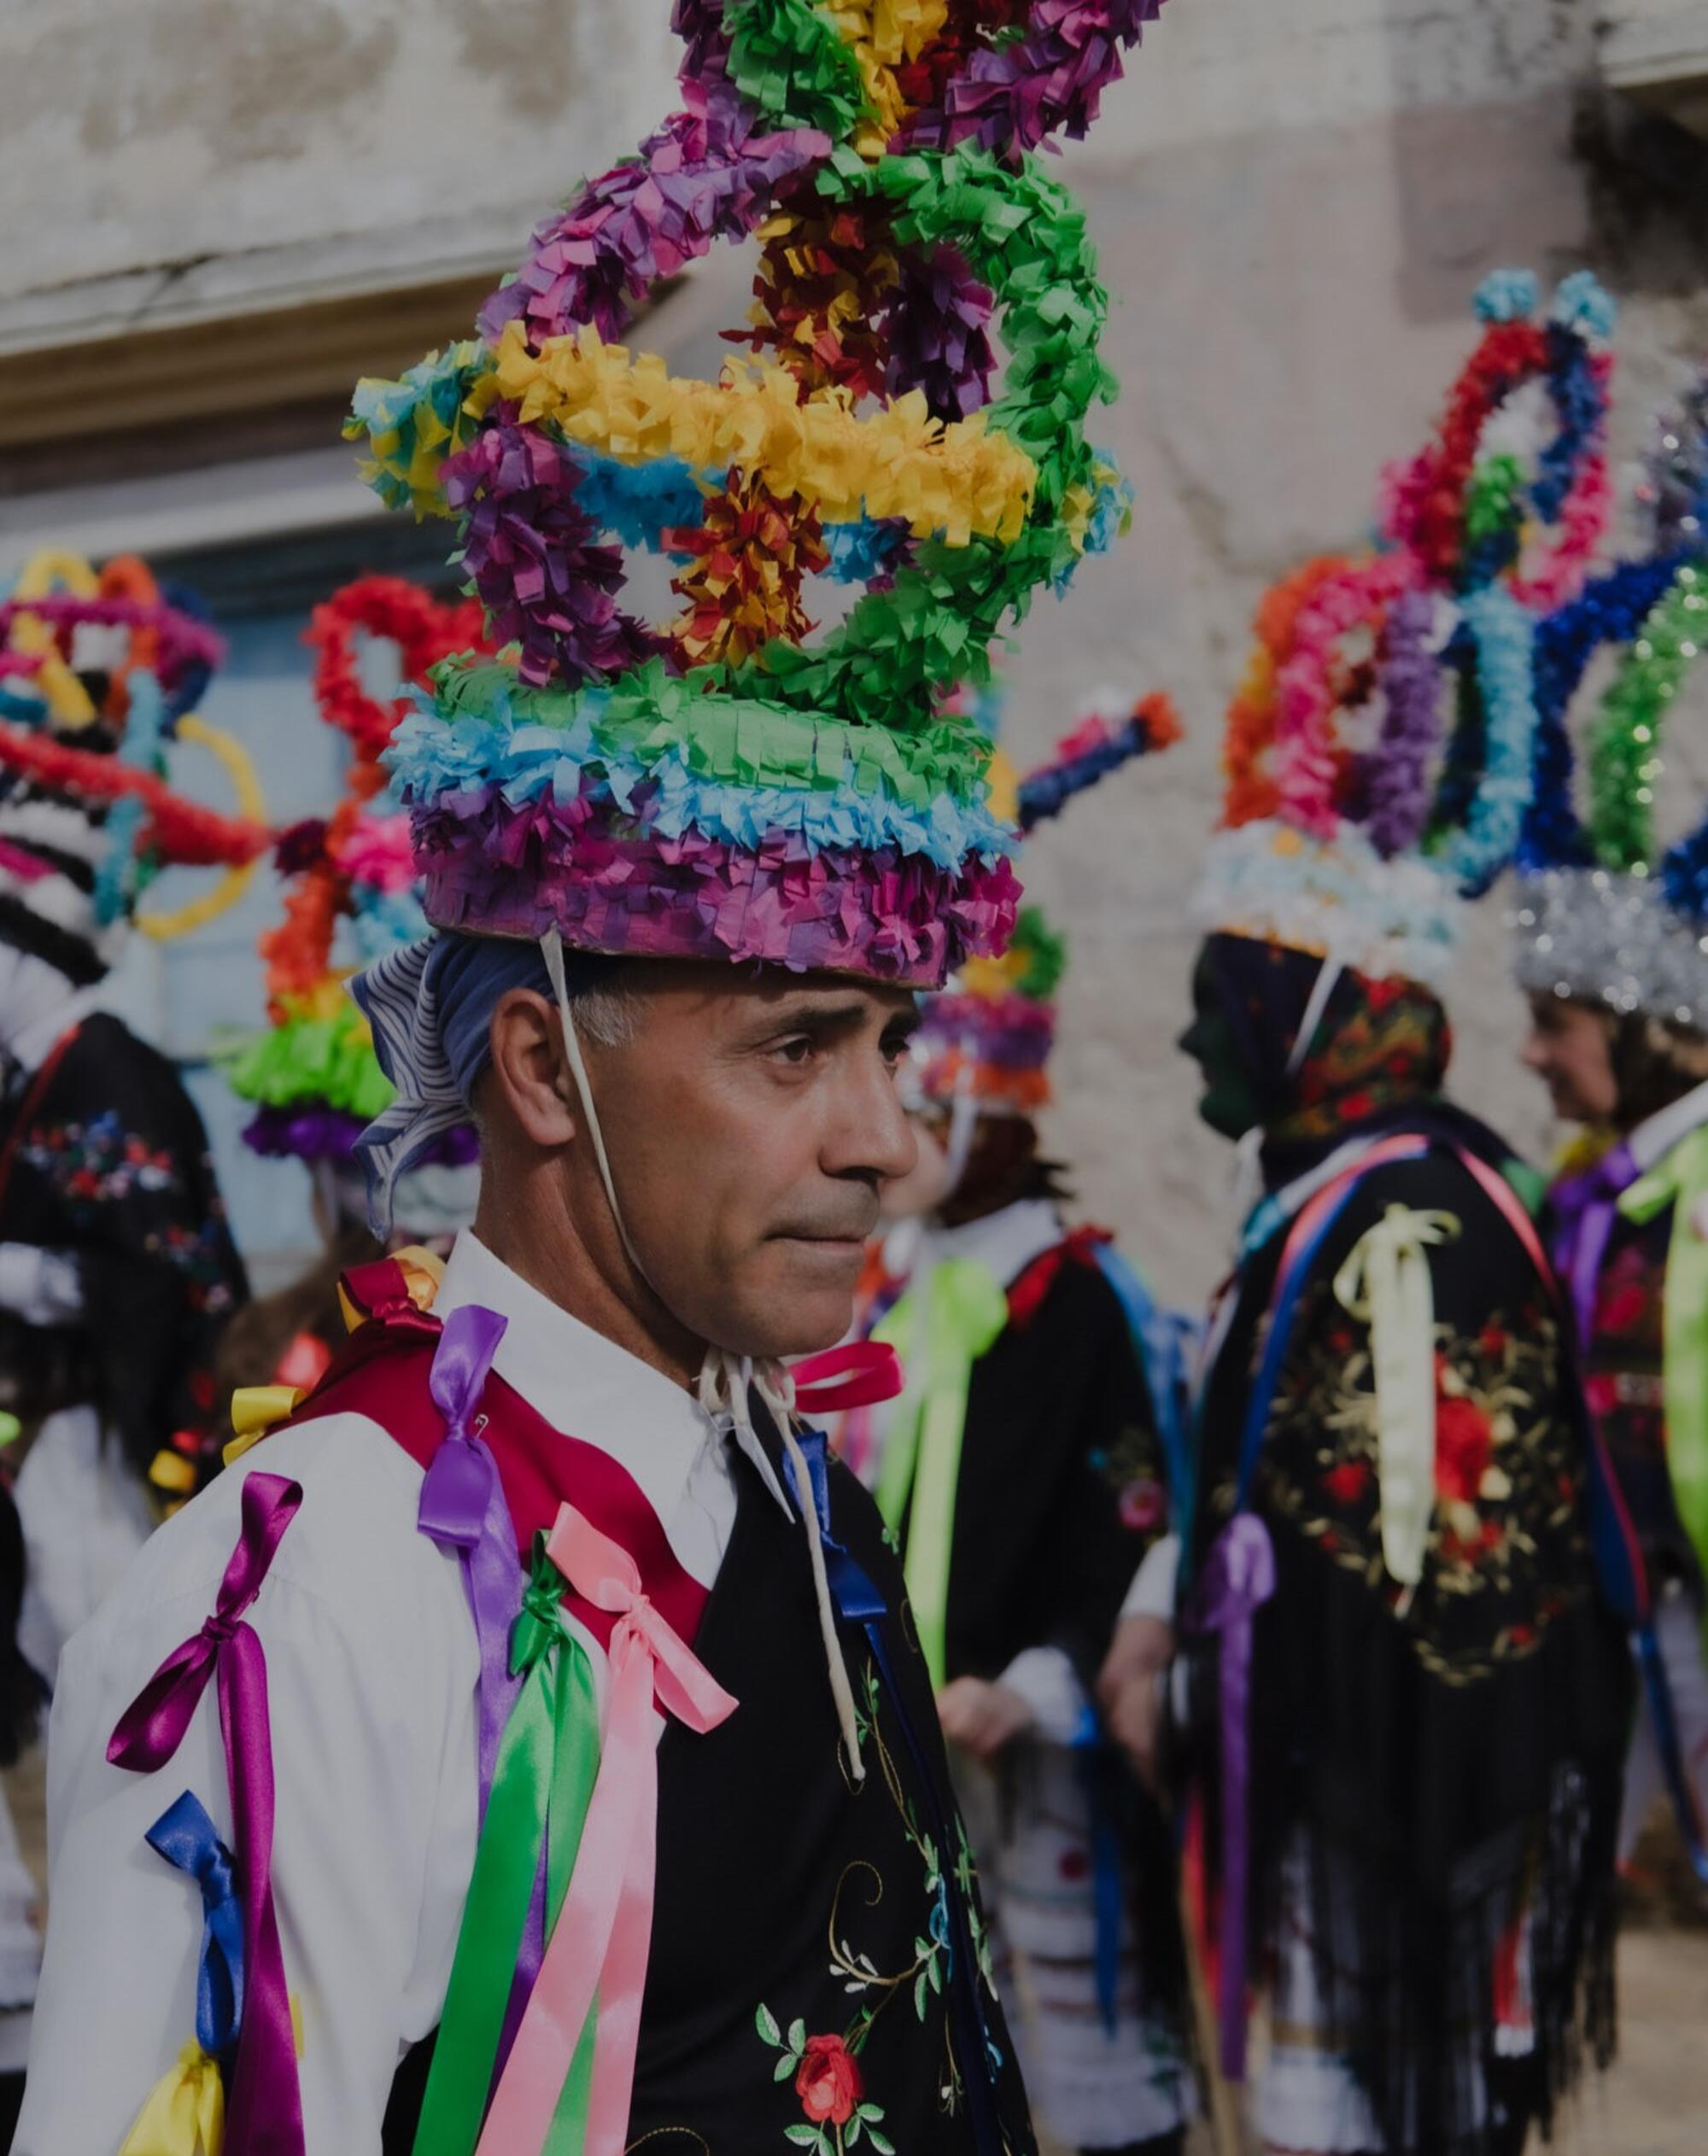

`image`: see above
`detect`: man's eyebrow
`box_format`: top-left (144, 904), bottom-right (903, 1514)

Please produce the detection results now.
top-left (740, 996), bottom-right (910, 1042)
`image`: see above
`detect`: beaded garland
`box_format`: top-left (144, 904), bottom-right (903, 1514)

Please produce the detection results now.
top-left (0, 552), bottom-right (267, 968)
top-left (1196, 270), bottom-right (1618, 985)
top-left (224, 579), bottom-right (493, 1165)
top-left (347, 0), bottom-right (1163, 986)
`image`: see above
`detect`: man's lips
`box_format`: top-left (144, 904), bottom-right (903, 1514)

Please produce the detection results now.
top-left (771, 1226), bottom-right (872, 1252)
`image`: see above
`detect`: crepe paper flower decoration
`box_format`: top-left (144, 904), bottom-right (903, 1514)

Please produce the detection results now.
top-left (668, 470), bottom-right (831, 668)
top-left (1200, 271), bottom-right (1622, 987)
top-left (346, 0), bottom-right (1170, 987)
top-left (0, 553), bottom-right (267, 976)
top-left (911, 680), bottom-right (1177, 1112)
top-left (225, 577), bottom-right (494, 1164)
top-left (1017, 689), bottom-right (1181, 831)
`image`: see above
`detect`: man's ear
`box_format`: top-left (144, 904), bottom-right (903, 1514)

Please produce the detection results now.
top-left (487, 988), bottom-right (578, 1148)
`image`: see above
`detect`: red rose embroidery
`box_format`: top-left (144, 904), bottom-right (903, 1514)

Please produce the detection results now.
top-left (1120, 1479), bottom-right (1166, 1533)
top-left (797, 2035), bottom-right (863, 2126)
top-left (1323, 1459), bottom-right (1372, 1506)
top-left (1436, 1388), bottom-right (1492, 1504)
top-left (1599, 1283), bottom-right (1647, 1334)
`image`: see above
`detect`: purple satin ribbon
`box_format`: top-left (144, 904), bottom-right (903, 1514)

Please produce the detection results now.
top-left (418, 1303), bottom-right (524, 1807)
top-left (108, 1470), bottom-right (305, 2156)
top-left (414, 1301), bottom-right (542, 2071)
top-left (1551, 1141), bottom-right (1638, 1349)
top-left (1190, 1510), bottom-right (1277, 2082)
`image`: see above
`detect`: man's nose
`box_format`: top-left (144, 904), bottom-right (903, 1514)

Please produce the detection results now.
top-left (832, 1056), bottom-right (918, 1184)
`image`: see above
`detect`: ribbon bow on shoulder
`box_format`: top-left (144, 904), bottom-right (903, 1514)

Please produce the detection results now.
top-left (118, 1791), bottom-right (245, 2156)
top-left (417, 1303), bottom-right (521, 1807)
top-left (107, 1473), bottom-right (304, 2156)
top-left (475, 1505), bottom-right (738, 2156)
top-left (874, 1256), bottom-right (1009, 1688)
top-left (1332, 1202), bottom-right (1461, 1590)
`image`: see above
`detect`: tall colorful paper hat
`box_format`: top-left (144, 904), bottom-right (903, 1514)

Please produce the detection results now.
top-left (1512, 364), bottom-right (1708, 1025)
top-left (226, 577), bottom-right (493, 1165)
top-left (1198, 269), bottom-right (1617, 987)
top-left (0, 551), bottom-right (268, 983)
top-left (345, 0), bottom-right (1158, 986)
top-left (910, 688), bottom-right (1181, 1114)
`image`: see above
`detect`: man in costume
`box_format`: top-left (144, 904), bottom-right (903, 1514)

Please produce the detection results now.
top-left (1511, 365), bottom-right (1708, 1880)
top-left (1099, 273), bottom-right (1635, 2156)
top-left (0, 552), bottom-right (265, 1677)
top-left (16, 1), bottom-right (1160, 2147)
top-left (869, 697), bottom-right (1195, 2156)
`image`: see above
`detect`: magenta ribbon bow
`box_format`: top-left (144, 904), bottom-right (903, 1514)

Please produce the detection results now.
top-left (787, 1340), bottom-right (904, 1417)
top-left (475, 1503), bottom-right (739, 2156)
top-left (1190, 1510), bottom-right (1277, 2083)
top-left (108, 1470), bottom-right (305, 2156)
top-left (418, 1302), bottom-right (523, 1808)
top-left (1551, 1142), bottom-right (1639, 1351)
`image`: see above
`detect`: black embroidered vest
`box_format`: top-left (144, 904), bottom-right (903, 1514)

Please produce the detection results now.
top-left (385, 1418), bottom-right (1038, 2156)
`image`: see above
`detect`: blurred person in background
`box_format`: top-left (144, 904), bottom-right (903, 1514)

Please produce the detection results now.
top-left (863, 698), bottom-right (1198, 2156)
top-left (0, 552), bottom-right (264, 1681)
top-left (1510, 368), bottom-right (1708, 1896)
top-left (1103, 275), bottom-right (1640, 2156)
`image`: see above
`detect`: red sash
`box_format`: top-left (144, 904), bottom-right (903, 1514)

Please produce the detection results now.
top-left (277, 1256), bottom-right (708, 1656)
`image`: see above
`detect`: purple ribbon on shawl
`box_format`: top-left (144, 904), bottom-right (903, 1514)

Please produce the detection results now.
top-left (418, 1304), bottom-right (524, 1806)
top-left (1189, 1510), bottom-right (1277, 2082)
top-left (414, 1302), bottom-right (542, 2070)
top-left (1551, 1141), bottom-right (1639, 1349)
top-left (108, 1471), bottom-right (305, 2156)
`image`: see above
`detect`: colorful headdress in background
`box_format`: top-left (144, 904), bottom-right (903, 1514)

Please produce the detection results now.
top-left (0, 550), bottom-right (267, 984)
top-left (226, 577), bottom-right (490, 1171)
top-left (345, 0), bottom-right (1157, 986)
top-left (1512, 364), bottom-right (1708, 1025)
top-left (1198, 270), bottom-right (1617, 988)
top-left (910, 689), bottom-right (1181, 1114)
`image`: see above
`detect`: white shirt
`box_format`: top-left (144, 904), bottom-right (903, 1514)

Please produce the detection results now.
top-left (16, 1231), bottom-right (786, 2155)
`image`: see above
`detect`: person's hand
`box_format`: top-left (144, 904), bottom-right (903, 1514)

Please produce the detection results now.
top-left (936, 1675), bottom-right (1034, 1762)
top-left (1097, 1614), bottom-right (1175, 1794)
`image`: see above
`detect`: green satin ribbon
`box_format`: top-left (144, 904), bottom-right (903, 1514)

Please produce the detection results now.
top-left (874, 1256), bottom-right (1009, 1689)
top-left (413, 1534), bottom-right (600, 2156)
top-left (1621, 1125), bottom-right (1708, 1656)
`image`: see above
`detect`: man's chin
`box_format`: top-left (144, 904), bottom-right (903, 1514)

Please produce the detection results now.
top-left (738, 1240), bottom-right (865, 1358)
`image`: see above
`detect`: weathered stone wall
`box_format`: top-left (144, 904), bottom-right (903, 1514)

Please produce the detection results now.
top-left (996, 7), bottom-right (1708, 1303)
top-left (3, 0), bottom-right (1707, 1302)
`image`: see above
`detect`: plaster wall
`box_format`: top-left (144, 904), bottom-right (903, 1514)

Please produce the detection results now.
top-left (5, 0), bottom-right (1708, 1301)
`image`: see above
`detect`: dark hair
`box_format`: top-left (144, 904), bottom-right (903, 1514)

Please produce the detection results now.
top-left (1611, 1011), bottom-right (1708, 1129)
top-left (938, 1115), bottom-right (1070, 1228)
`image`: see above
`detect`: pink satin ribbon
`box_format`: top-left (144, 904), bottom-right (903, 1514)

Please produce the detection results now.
top-left (787, 1340), bottom-right (904, 1417)
top-left (474, 1503), bottom-right (738, 2156)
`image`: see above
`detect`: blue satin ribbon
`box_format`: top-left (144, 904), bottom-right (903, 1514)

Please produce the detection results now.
top-left (147, 1790), bottom-right (246, 2058)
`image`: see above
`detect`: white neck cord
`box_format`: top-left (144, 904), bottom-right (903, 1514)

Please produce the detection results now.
top-left (1229, 949), bottom-right (1346, 1242)
top-left (540, 929), bottom-right (863, 1777)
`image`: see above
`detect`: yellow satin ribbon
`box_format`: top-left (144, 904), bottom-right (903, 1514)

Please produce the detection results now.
top-left (225, 1386), bottom-right (306, 1466)
top-left (137, 715), bottom-right (269, 944)
top-left (1333, 1203), bottom-right (1461, 1588)
top-left (119, 2039), bottom-right (225, 2156)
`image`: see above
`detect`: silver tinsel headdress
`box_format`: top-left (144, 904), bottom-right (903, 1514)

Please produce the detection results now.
top-left (1511, 365), bottom-right (1708, 1026)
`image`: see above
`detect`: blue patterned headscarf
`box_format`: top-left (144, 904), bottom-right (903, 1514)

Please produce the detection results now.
top-left (349, 932), bottom-right (616, 1231)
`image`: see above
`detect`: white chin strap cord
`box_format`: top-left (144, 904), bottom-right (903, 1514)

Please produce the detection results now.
top-left (539, 930), bottom-right (863, 1778)
top-left (1230, 946), bottom-right (1348, 1232)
